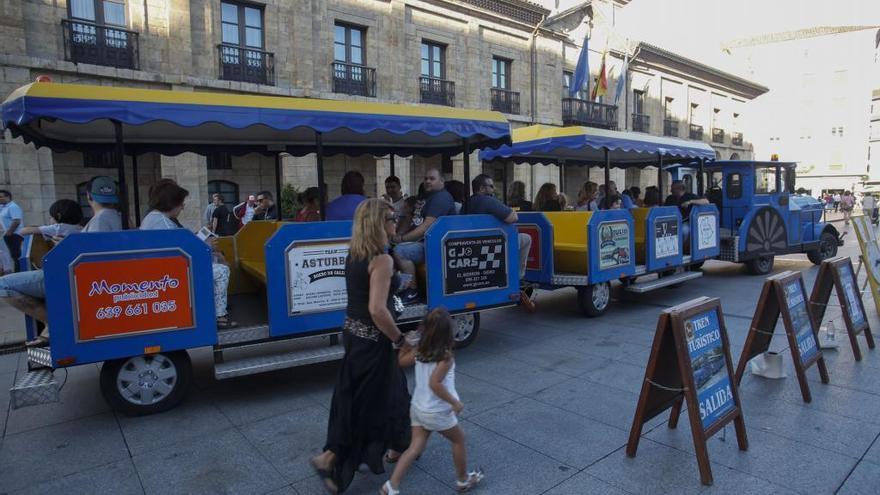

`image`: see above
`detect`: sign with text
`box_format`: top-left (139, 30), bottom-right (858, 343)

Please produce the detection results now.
top-left (286, 241), bottom-right (349, 315)
top-left (598, 220), bottom-right (631, 270)
top-left (627, 297), bottom-right (747, 486)
top-left (735, 271), bottom-right (828, 403)
top-left (443, 232), bottom-right (508, 296)
top-left (517, 224), bottom-right (542, 271)
top-left (697, 213), bottom-right (718, 250)
top-left (72, 255), bottom-right (195, 341)
top-left (851, 216), bottom-right (880, 318)
top-left (810, 256), bottom-right (874, 361)
top-left (654, 216), bottom-right (680, 259)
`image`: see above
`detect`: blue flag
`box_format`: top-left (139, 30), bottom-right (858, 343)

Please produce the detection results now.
top-left (614, 54), bottom-right (629, 106)
top-left (570, 34), bottom-right (590, 98)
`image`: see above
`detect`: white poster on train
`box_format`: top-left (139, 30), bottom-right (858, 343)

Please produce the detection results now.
top-left (287, 241), bottom-right (349, 314)
top-left (697, 213), bottom-right (718, 250)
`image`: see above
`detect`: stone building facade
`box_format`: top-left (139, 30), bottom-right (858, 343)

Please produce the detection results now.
top-left (0, 0), bottom-right (765, 229)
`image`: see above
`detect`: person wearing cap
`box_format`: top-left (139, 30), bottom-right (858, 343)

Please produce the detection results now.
top-left (0, 176), bottom-right (122, 346)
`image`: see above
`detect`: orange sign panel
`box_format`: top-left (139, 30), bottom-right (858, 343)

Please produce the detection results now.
top-left (518, 225), bottom-right (541, 270)
top-left (73, 256), bottom-right (195, 340)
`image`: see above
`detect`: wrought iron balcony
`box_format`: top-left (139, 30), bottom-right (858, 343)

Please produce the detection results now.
top-left (663, 119), bottom-right (679, 137)
top-left (62, 19), bottom-right (139, 69)
top-left (689, 124), bottom-right (704, 140)
top-left (332, 62), bottom-right (377, 97)
top-left (491, 88), bottom-right (520, 114)
top-left (419, 77), bottom-right (455, 107)
top-left (712, 128), bottom-right (725, 144)
top-left (632, 113), bottom-right (650, 133)
top-left (561, 98), bottom-right (618, 130)
top-left (218, 44), bottom-right (275, 85)
top-left (732, 132), bottom-right (743, 146)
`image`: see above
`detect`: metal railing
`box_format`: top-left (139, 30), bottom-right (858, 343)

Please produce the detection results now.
top-left (491, 88), bottom-right (520, 114)
top-left (419, 77), bottom-right (455, 107)
top-left (218, 44), bottom-right (275, 85)
top-left (712, 128), bottom-right (725, 144)
top-left (663, 119), bottom-right (679, 137)
top-left (561, 98), bottom-right (618, 130)
top-left (332, 62), bottom-right (377, 97)
top-left (732, 132), bottom-right (743, 146)
top-left (632, 113), bottom-right (650, 133)
top-left (62, 19), bottom-right (139, 69)
top-left (689, 123), bottom-right (704, 140)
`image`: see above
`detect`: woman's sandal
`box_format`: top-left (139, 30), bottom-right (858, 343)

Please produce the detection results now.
top-left (309, 457), bottom-right (338, 494)
top-left (25, 335), bottom-right (49, 348)
top-left (455, 470), bottom-right (485, 492)
top-left (383, 451), bottom-right (401, 464)
top-left (380, 480), bottom-right (400, 495)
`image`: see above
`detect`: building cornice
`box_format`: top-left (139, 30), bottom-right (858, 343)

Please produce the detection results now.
top-left (420, 0), bottom-right (569, 41)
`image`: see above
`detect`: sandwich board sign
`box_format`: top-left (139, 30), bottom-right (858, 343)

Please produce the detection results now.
top-left (734, 271), bottom-right (829, 403)
top-left (627, 297), bottom-right (748, 486)
top-left (851, 216), bottom-right (880, 316)
top-left (810, 256), bottom-right (874, 361)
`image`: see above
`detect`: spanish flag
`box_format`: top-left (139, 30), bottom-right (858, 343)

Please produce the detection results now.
top-left (592, 53), bottom-right (608, 101)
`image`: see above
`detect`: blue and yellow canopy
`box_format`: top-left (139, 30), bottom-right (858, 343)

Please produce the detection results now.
top-left (1, 83), bottom-right (510, 156)
top-left (480, 124), bottom-right (716, 167)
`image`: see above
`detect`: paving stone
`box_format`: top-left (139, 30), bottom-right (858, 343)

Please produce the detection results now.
top-left (469, 397), bottom-right (627, 469)
top-left (262, 485), bottom-right (299, 495)
top-left (453, 372), bottom-right (520, 419)
top-left (10, 458), bottom-right (143, 495)
top-left (532, 377), bottom-right (648, 432)
top-left (544, 471), bottom-right (634, 495)
top-left (207, 373), bottom-right (322, 427)
top-left (132, 428), bottom-right (287, 495)
top-left (0, 413), bottom-right (130, 493)
top-left (587, 438), bottom-right (796, 495)
top-left (837, 459), bottom-right (880, 495)
top-left (493, 337), bottom-right (617, 377)
top-left (293, 464), bottom-right (449, 495)
top-left (862, 436), bottom-right (880, 465)
top-left (0, 350), bottom-right (20, 374)
top-left (582, 360), bottom-right (649, 395)
top-left (456, 352), bottom-right (571, 396)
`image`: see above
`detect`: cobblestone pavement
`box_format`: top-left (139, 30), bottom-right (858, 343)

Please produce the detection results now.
top-left (2, 228), bottom-right (879, 494)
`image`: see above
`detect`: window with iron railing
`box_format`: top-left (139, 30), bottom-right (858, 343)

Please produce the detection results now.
top-left (562, 99), bottom-right (617, 130)
top-left (63, 0), bottom-right (138, 69)
top-left (491, 88), bottom-right (520, 114)
top-left (632, 113), bottom-right (650, 133)
top-left (732, 132), bottom-right (743, 146)
top-left (420, 77), bottom-right (455, 107)
top-left (333, 23), bottom-right (375, 96)
top-left (219, 1), bottom-right (274, 85)
top-left (712, 128), bottom-right (725, 143)
top-left (664, 119), bottom-right (679, 137)
top-left (689, 124), bottom-right (704, 140)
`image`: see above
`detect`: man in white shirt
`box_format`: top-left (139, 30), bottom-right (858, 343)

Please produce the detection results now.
top-left (863, 193), bottom-right (876, 224)
top-left (382, 176), bottom-right (409, 216)
top-left (0, 190), bottom-right (24, 267)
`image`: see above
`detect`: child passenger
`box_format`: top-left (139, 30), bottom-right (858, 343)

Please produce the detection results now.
top-left (382, 308), bottom-right (483, 494)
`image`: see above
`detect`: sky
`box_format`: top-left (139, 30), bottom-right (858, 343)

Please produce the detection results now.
top-left (613, 0), bottom-right (880, 74)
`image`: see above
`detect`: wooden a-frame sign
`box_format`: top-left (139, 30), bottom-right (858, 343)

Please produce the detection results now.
top-left (734, 271), bottom-right (829, 403)
top-left (810, 256), bottom-right (875, 361)
top-left (627, 297), bottom-right (748, 486)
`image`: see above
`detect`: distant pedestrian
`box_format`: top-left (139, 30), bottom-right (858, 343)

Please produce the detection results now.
top-left (0, 190), bottom-right (24, 268)
top-left (862, 193), bottom-right (876, 222)
top-left (840, 191), bottom-right (854, 225)
top-left (296, 187), bottom-right (322, 222)
top-left (210, 195), bottom-right (239, 236)
top-left (833, 192), bottom-right (841, 212)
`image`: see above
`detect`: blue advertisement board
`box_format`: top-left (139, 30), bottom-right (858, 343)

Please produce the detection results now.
top-left (783, 279), bottom-right (819, 365)
top-left (685, 309), bottom-right (736, 431)
top-left (838, 262), bottom-right (866, 329)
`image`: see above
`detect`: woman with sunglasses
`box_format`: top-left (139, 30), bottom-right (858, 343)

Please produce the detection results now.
top-left (311, 198), bottom-right (411, 493)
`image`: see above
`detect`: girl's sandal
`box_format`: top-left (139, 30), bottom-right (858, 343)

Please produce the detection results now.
top-left (383, 451), bottom-right (401, 464)
top-left (380, 480), bottom-right (400, 495)
top-left (455, 470), bottom-right (485, 492)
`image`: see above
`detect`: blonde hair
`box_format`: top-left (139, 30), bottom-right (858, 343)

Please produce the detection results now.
top-left (350, 198), bottom-right (391, 262)
top-left (578, 181), bottom-right (597, 204)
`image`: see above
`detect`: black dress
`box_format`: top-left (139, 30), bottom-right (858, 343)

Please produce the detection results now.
top-left (323, 254), bottom-right (410, 492)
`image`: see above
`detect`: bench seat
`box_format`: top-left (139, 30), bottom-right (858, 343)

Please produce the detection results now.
top-left (239, 260), bottom-right (267, 284)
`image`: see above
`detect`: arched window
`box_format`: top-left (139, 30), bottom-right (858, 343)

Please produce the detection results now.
top-left (208, 180), bottom-right (239, 205)
top-left (730, 152), bottom-right (740, 160)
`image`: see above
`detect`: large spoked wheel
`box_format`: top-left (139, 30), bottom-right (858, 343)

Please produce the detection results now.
top-left (746, 255), bottom-right (775, 275)
top-left (578, 282), bottom-right (610, 317)
top-left (807, 231), bottom-right (838, 265)
top-left (100, 351), bottom-right (192, 416)
top-left (452, 312), bottom-right (480, 349)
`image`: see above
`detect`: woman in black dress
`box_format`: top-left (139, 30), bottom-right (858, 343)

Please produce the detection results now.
top-left (311, 198), bottom-right (410, 493)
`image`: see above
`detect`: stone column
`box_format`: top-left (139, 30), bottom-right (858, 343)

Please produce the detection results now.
top-left (0, 136), bottom-right (56, 225)
top-left (160, 153), bottom-right (208, 231)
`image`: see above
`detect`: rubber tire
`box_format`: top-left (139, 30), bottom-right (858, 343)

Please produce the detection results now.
top-left (807, 231), bottom-right (838, 265)
top-left (577, 282), bottom-right (611, 317)
top-left (746, 255), bottom-right (775, 275)
top-left (100, 351), bottom-right (192, 416)
top-left (452, 312), bottom-right (480, 350)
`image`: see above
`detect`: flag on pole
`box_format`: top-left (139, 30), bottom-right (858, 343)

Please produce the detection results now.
top-left (591, 52), bottom-right (608, 101)
top-left (613, 54), bottom-right (629, 106)
top-left (570, 34), bottom-right (590, 98)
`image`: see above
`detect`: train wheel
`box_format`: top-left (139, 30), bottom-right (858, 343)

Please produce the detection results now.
top-left (578, 282), bottom-right (610, 317)
top-left (746, 255), bottom-right (775, 275)
top-left (100, 351), bottom-right (192, 416)
top-left (452, 312), bottom-right (480, 349)
top-left (807, 231), bottom-right (838, 265)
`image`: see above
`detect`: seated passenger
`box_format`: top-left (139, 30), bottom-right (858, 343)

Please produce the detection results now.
top-left (141, 181), bottom-right (238, 329)
top-left (575, 181), bottom-right (598, 211)
top-left (603, 195), bottom-right (623, 210)
top-left (627, 187), bottom-right (644, 207)
top-left (394, 196), bottom-right (420, 238)
top-left (558, 193), bottom-right (570, 210)
top-left (599, 181), bottom-right (634, 209)
top-left (252, 191), bottom-right (278, 221)
top-left (19, 199), bottom-right (83, 242)
top-left (0, 177), bottom-right (122, 347)
top-left (296, 187), bottom-right (322, 222)
top-left (445, 180), bottom-right (466, 214)
top-left (464, 174), bottom-right (535, 312)
top-left (507, 181), bottom-right (533, 212)
top-left (391, 168), bottom-right (456, 303)
top-left (534, 183), bottom-right (562, 211)
top-left (326, 171), bottom-right (367, 221)
top-left (664, 180), bottom-right (709, 241)
top-left (382, 175), bottom-right (409, 216)
top-left (643, 186), bottom-right (661, 207)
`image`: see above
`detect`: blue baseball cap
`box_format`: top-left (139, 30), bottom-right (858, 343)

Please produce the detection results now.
top-left (89, 176), bottom-right (119, 204)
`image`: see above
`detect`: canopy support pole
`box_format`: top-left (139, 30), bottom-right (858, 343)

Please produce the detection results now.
top-left (315, 132), bottom-right (326, 221)
top-left (132, 153), bottom-right (141, 227)
top-left (274, 153), bottom-right (283, 219)
top-left (657, 153), bottom-right (664, 198)
top-left (389, 154), bottom-right (395, 178)
top-left (502, 160), bottom-right (509, 204)
top-left (603, 148), bottom-right (611, 206)
top-left (112, 120), bottom-right (129, 230)
top-left (559, 160), bottom-right (566, 198)
top-left (462, 138), bottom-right (471, 196)
top-left (775, 163), bottom-right (782, 193)
top-left (698, 158), bottom-right (705, 196)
